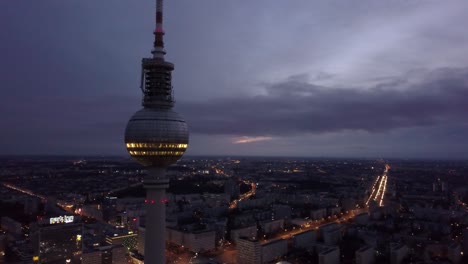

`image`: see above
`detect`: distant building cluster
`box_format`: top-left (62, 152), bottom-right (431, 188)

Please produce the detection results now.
top-left (0, 158), bottom-right (467, 263)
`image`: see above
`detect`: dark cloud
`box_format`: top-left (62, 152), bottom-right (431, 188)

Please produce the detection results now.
top-left (1, 0), bottom-right (468, 157)
top-left (178, 67), bottom-right (468, 136)
top-left (1, 67), bottom-right (467, 157)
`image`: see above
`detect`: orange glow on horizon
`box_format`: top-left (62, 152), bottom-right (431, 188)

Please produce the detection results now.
top-left (233, 136), bottom-right (273, 144)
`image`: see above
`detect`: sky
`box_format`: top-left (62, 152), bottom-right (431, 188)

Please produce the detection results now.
top-left (1, 0), bottom-right (468, 159)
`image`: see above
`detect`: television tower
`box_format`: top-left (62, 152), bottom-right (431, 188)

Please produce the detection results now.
top-left (124, 0), bottom-right (189, 263)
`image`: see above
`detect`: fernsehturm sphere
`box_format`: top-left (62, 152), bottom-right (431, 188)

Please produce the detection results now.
top-left (124, 0), bottom-right (189, 263)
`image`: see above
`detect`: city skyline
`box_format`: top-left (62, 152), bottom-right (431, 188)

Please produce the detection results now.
top-left (2, 0), bottom-right (468, 158)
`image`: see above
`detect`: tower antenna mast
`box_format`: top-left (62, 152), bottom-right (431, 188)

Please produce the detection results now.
top-left (152, 0), bottom-right (166, 58)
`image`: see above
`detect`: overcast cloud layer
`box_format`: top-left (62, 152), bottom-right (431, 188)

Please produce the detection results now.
top-left (181, 68), bottom-right (468, 136)
top-left (1, 0), bottom-right (468, 158)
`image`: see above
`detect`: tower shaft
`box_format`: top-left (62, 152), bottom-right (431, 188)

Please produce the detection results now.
top-left (144, 168), bottom-right (168, 264)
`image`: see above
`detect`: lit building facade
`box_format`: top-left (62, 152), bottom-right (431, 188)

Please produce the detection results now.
top-left (31, 215), bottom-right (83, 264)
top-left (105, 232), bottom-right (137, 251)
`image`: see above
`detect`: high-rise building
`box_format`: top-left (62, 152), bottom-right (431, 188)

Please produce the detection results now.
top-left (124, 0), bottom-right (189, 263)
top-left (105, 231), bottom-right (137, 251)
top-left (81, 250), bottom-right (101, 264)
top-left (355, 246), bottom-right (375, 264)
top-left (236, 237), bottom-right (261, 264)
top-left (261, 239), bottom-right (288, 263)
top-left (236, 237), bottom-right (288, 264)
top-left (101, 196), bottom-right (118, 223)
top-left (447, 241), bottom-right (461, 264)
top-left (0, 217), bottom-right (22, 239)
top-left (390, 243), bottom-right (408, 264)
top-left (24, 197), bottom-right (41, 215)
top-left (81, 245), bottom-right (127, 264)
top-left (31, 215), bottom-right (83, 264)
top-left (293, 229), bottom-right (316, 250)
top-left (323, 226), bottom-right (342, 246)
top-left (166, 227), bottom-right (216, 253)
top-left (318, 246), bottom-right (340, 264)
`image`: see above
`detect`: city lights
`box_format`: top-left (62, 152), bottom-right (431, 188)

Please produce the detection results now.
top-left (366, 165), bottom-right (389, 207)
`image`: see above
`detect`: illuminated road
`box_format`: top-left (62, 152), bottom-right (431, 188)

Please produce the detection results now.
top-left (366, 164), bottom-right (390, 207)
top-left (2, 182), bottom-right (46, 201)
top-left (208, 208), bottom-right (368, 263)
top-left (267, 208), bottom-right (368, 242)
top-left (229, 181), bottom-right (256, 209)
top-left (2, 182), bottom-right (80, 214)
